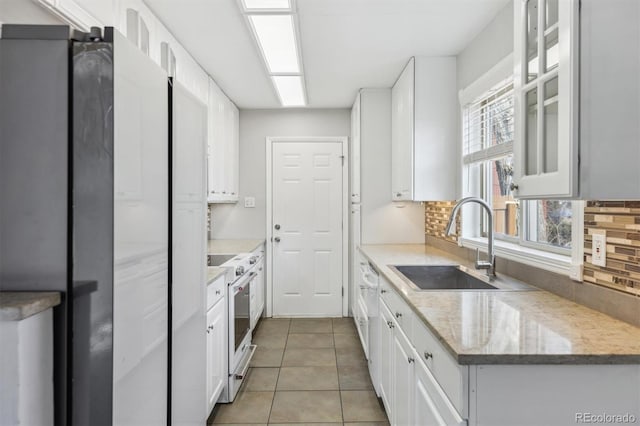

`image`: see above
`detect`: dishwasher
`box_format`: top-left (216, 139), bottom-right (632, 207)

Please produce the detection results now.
top-left (358, 258), bottom-right (381, 396)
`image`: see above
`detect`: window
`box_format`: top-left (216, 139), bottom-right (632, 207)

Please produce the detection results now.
top-left (462, 80), bottom-right (572, 255)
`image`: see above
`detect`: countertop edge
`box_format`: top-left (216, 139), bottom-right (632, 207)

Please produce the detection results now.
top-left (207, 267), bottom-right (228, 284)
top-left (358, 245), bottom-right (640, 365)
top-left (0, 292), bottom-right (61, 321)
top-left (207, 239), bottom-right (266, 255)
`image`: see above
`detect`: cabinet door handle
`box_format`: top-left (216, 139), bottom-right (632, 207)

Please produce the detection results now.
top-left (215, 290), bottom-right (221, 295)
top-left (424, 352), bottom-right (433, 360)
top-left (395, 312), bottom-right (402, 318)
top-left (396, 192), bottom-right (402, 197)
top-left (510, 183), bottom-right (519, 191)
top-left (387, 321), bottom-right (395, 329)
top-left (381, 289), bottom-right (388, 294)
top-left (408, 357), bottom-right (415, 364)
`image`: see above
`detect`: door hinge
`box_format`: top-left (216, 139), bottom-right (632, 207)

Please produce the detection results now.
top-left (340, 155), bottom-right (345, 166)
top-left (342, 287), bottom-right (344, 297)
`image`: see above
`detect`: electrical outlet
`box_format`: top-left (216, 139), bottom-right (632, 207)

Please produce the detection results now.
top-left (244, 197), bottom-right (255, 208)
top-left (592, 232), bottom-right (607, 267)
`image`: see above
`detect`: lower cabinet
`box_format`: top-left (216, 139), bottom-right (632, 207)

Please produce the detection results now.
top-left (206, 293), bottom-right (226, 413)
top-left (250, 258), bottom-right (265, 330)
top-left (378, 297), bottom-right (465, 426)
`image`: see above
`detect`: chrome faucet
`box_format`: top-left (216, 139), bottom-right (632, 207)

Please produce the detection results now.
top-left (445, 197), bottom-right (496, 277)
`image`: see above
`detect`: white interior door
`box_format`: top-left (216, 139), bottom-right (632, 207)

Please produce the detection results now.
top-left (272, 141), bottom-right (344, 317)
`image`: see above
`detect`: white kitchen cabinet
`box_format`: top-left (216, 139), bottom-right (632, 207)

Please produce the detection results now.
top-left (207, 78), bottom-right (239, 203)
top-left (391, 56), bottom-right (457, 202)
top-left (250, 258), bottom-right (265, 330)
top-left (173, 82), bottom-right (207, 203)
top-left (392, 322), bottom-right (413, 426)
top-left (378, 300), bottom-right (395, 418)
top-left (513, 0), bottom-right (640, 199)
top-left (206, 285), bottom-right (226, 413)
top-left (350, 93), bottom-right (361, 203)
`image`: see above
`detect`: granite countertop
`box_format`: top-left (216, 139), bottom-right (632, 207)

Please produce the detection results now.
top-left (207, 239), bottom-right (265, 254)
top-left (207, 266), bottom-right (227, 284)
top-left (360, 244), bottom-right (640, 365)
top-left (0, 292), bottom-right (61, 321)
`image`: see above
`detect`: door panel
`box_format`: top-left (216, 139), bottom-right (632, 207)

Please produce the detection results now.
top-left (272, 141), bottom-right (344, 317)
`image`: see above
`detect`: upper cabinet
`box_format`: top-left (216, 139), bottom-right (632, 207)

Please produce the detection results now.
top-left (391, 57), bottom-right (457, 202)
top-left (513, 0), bottom-right (640, 199)
top-left (207, 78), bottom-right (239, 203)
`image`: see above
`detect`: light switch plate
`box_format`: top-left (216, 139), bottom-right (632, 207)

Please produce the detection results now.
top-left (244, 197), bottom-right (255, 208)
top-left (592, 232), bottom-right (607, 267)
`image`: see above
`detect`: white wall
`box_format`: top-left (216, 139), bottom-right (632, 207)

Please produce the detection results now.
top-left (0, 0), bottom-right (65, 26)
top-left (210, 109), bottom-right (350, 239)
top-left (456, 2), bottom-right (513, 90)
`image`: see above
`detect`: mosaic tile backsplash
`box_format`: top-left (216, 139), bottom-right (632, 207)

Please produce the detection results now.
top-left (584, 201), bottom-right (640, 296)
top-left (424, 201), bottom-right (458, 243)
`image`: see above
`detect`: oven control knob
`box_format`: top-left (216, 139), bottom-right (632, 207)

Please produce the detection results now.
top-left (249, 256), bottom-right (257, 265)
top-left (236, 266), bottom-right (245, 276)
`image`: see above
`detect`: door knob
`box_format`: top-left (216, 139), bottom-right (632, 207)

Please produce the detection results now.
top-left (274, 224), bottom-right (281, 230)
top-left (274, 237), bottom-right (281, 242)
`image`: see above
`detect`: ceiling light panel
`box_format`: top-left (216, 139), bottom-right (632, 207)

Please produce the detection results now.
top-left (272, 76), bottom-right (306, 107)
top-left (242, 0), bottom-right (291, 11)
top-left (249, 15), bottom-right (300, 74)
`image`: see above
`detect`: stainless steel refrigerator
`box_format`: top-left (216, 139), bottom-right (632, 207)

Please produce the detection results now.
top-left (0, 25), bottom-right (169, 425)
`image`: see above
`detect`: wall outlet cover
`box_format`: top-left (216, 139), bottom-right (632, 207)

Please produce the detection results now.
top-left (244, 197), bottom-right (255, 208)
top-left (592, 232), bottom-right (607, 267)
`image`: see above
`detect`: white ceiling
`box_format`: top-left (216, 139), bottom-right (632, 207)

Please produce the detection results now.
top-left (146, 0), bottom-right (510, 109)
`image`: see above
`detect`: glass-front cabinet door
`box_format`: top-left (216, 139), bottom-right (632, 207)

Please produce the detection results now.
top-left (512, 0), bottom-right (579, 198)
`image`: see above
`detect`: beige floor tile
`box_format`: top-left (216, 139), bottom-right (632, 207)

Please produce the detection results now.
top-left (269, 391), bottom-right (342, 423)
top-left (333, 318), bottom-right (357, 334)
top-left (286, 333), bottom-right (334, 348)
top-left (268, 423), bottom-right (342, 426)
top-left (334, 333), bottom-right (361, 349)
top-left (276, 366), bottom-right (339, 390)
top-left (270, 424), bottom-right (342, 426)
top-left (282, 348), bottom-right (337, 367)
top-left (252, 332), bottom-right (288, 348)
top-left (250, 347), bottom-right (284, 367)
top-left (344, 422), bottom-right (389, 426)
top-left (254, 318), bottom-right (290, 336)
top-left (338, 363), bottom-right (374, 390)
top-left (290, 318), bottom-right (333, 333)
top-left (336, 346), bottom-right (367, 367)
top-left (211, 391), bottom-right (274, 424)
top-left (341, 391), bottom-right (388, 423)
top-left (243, 367), bottom-right (279, 391)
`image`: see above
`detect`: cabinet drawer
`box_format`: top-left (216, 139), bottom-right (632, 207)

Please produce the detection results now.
top-left (207, 274), bottom-right (226, 309)
top-left (412, 319), bottom-right (466, 414)
top-left (379, 282), bottom-right (412, 333)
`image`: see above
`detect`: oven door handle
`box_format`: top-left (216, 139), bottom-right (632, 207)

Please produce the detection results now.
top-left (231, 273), bottom-right (254, 295)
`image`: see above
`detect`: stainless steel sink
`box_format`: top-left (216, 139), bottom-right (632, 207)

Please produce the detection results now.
top-left (207, 254), bottom-right (237, 267)
top-left (389, 265), bottom-right (498, 290)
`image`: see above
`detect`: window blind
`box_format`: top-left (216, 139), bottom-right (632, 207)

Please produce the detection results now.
top-left (463, 83), bottom-right (514, 164)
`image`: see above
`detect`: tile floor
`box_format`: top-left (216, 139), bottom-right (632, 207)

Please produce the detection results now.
top-left (208, 317), bottom-right (389, 426)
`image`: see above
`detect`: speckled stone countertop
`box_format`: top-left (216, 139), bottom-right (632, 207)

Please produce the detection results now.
top-left (207, 239), bottom-right (265, 254)
top-left (0, 292), bottom-right (61, 321)
top-left (207, 266), bottom-right (227, 284)
top-left (360, 244), bottom-right (640, 364)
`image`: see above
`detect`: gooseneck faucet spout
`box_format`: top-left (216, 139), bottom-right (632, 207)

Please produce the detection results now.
top-left (445, 197), bottom-right (496, 277)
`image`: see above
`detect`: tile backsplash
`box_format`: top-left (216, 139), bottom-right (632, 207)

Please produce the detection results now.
top-left (584, 201), bottom-right (640, 297)
top-left (424, 201), bottom-right (458, 243)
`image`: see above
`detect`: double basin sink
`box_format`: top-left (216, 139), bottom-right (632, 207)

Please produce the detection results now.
top-left (389, 265), bottom-right (531, 291)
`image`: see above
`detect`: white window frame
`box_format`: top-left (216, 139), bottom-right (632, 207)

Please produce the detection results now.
top-left (459, 54), bottom-right (584, 280)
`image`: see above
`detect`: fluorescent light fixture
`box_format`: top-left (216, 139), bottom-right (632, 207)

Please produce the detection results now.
top-left (242, 0), bottom-right (291, 10)
top-left (272, 76), bottom-right (306, 107)
top-left (249, 15), bottom-right (300, 73)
